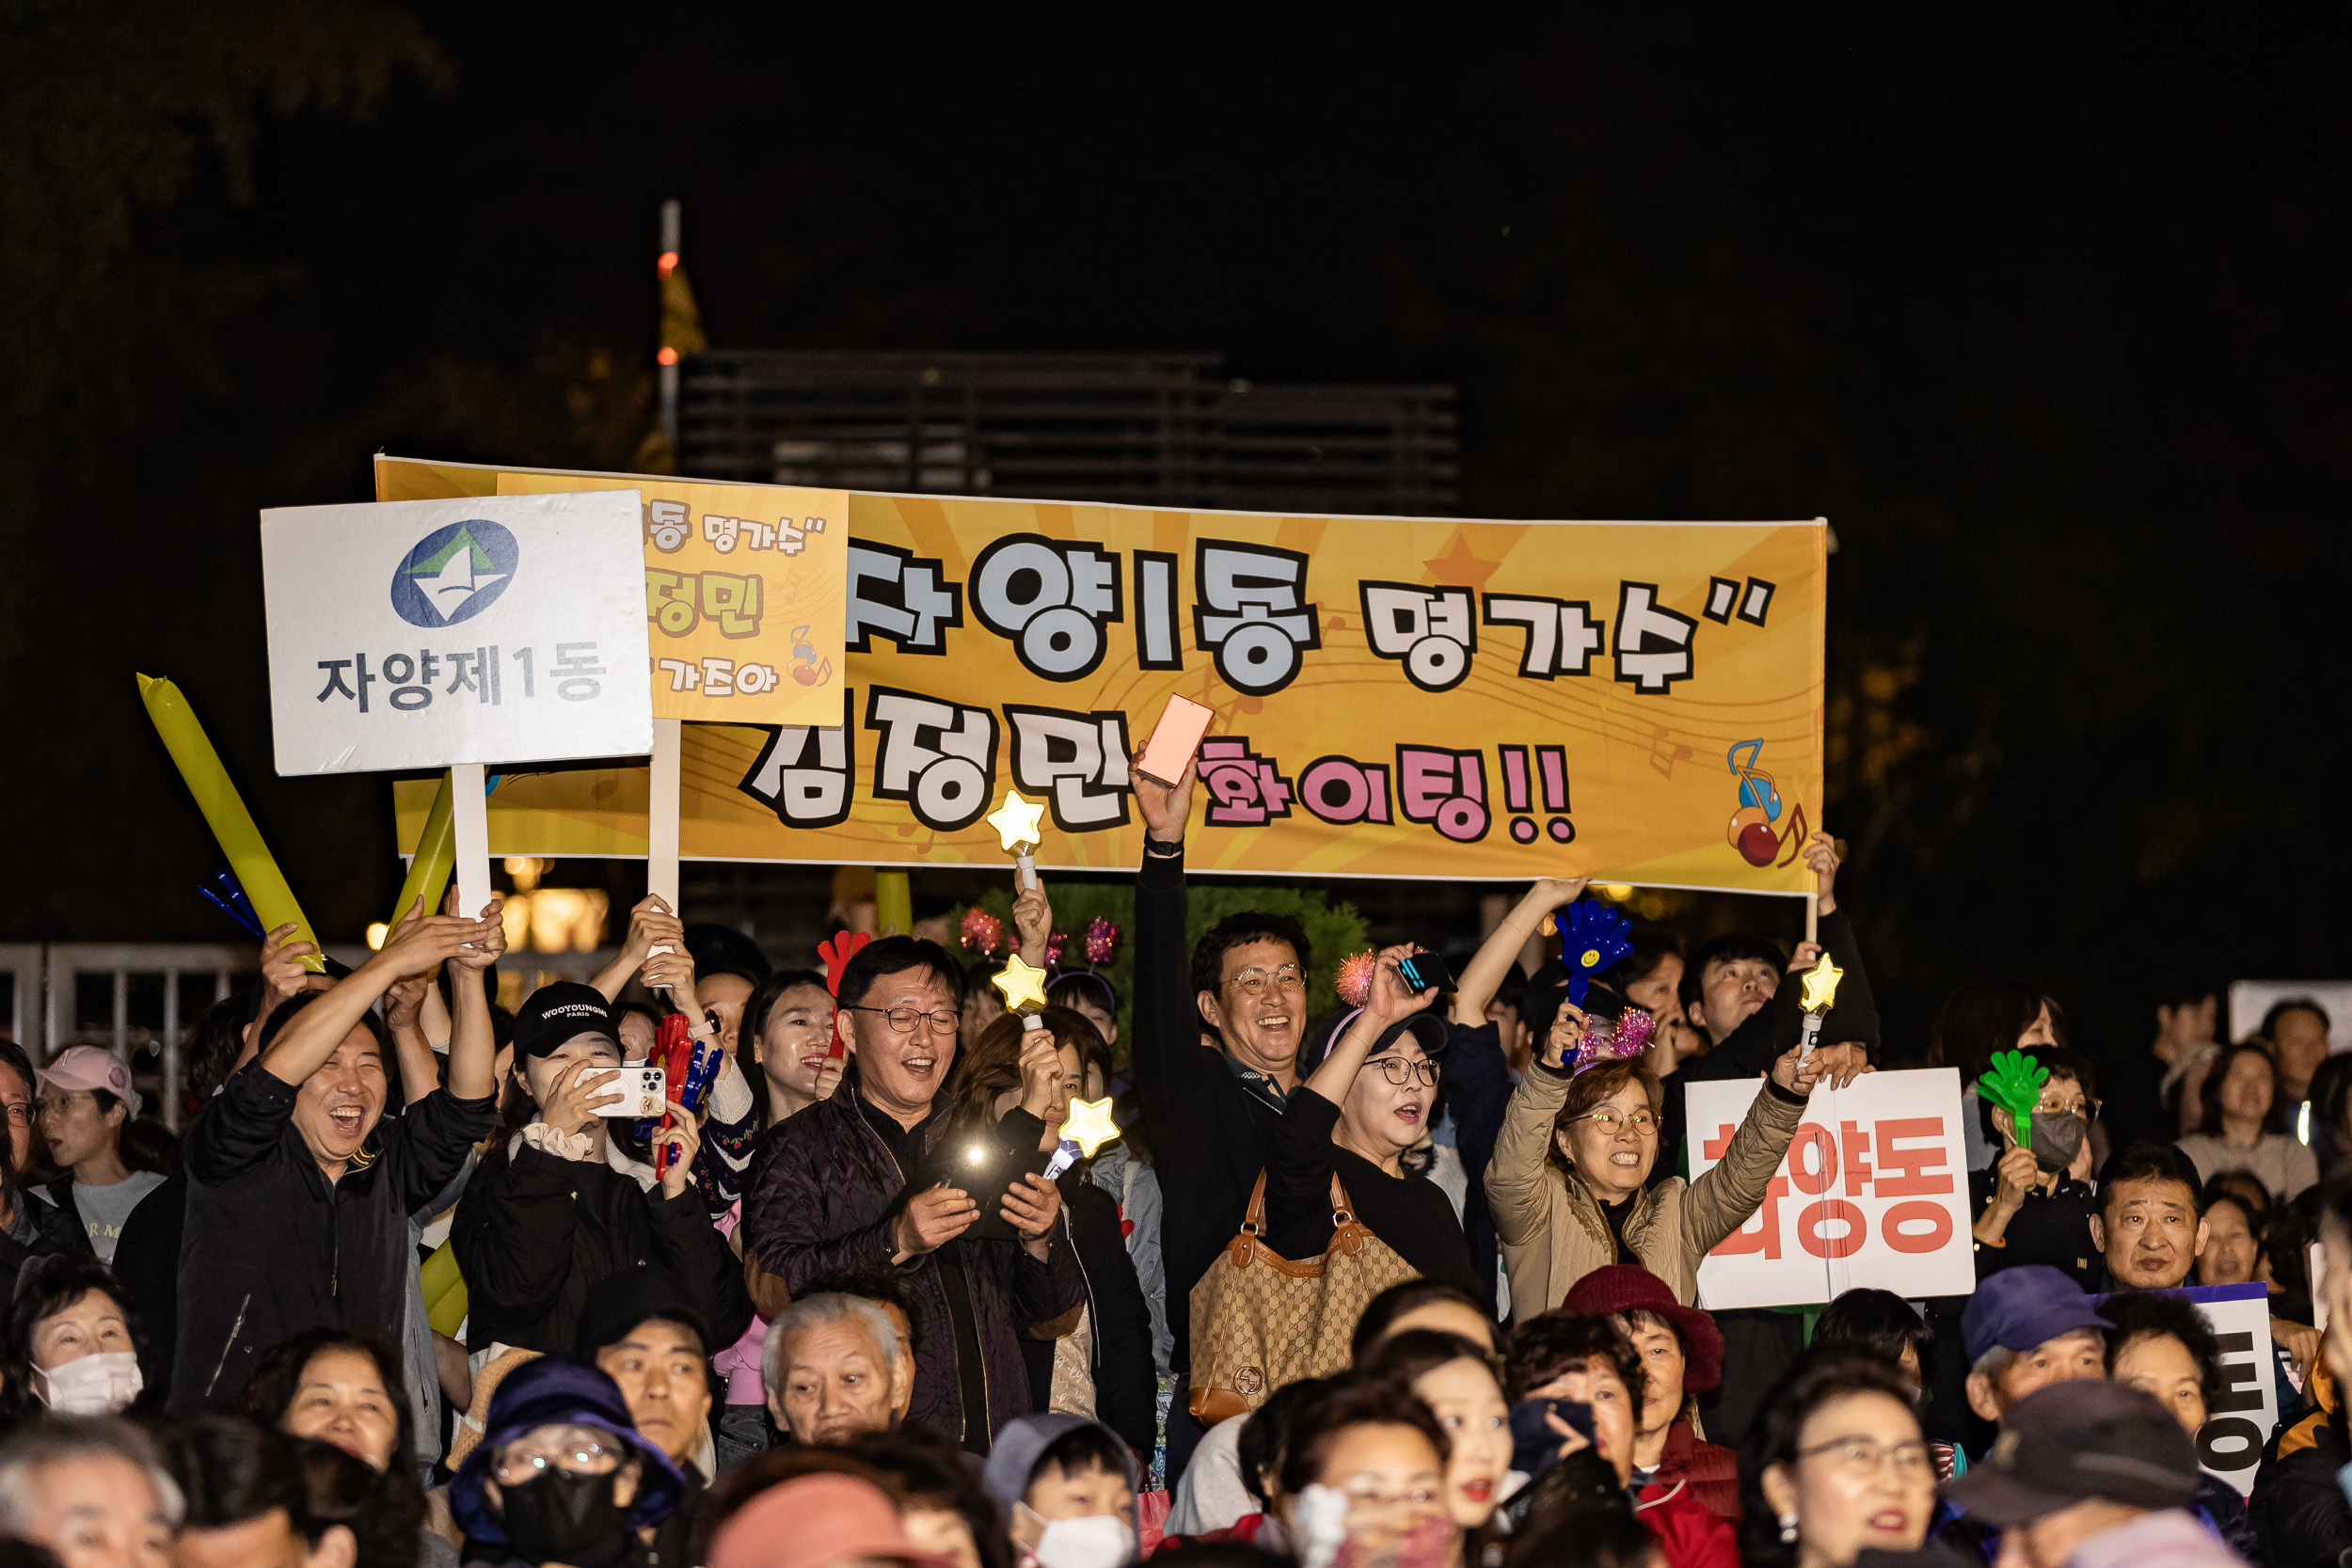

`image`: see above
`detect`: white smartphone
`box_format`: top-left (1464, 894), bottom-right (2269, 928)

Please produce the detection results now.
top-left (594, 1065), bottom-right (667, 1118)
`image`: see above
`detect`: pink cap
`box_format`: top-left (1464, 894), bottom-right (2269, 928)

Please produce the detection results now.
top-left (35, 1046), bottom-right (139, 1117)
top-left (709, 1475), bottom-right (948, 1568)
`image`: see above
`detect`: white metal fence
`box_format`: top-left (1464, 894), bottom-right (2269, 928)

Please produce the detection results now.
top-left (0, 942), bottom-right (623, 1129)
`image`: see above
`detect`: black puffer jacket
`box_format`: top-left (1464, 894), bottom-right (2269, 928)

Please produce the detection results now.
top-left (740, 1076), bottom-right (1086, 1448)
top-left (2253, 1409), bottom-right (2352, 1568)
top-left (170, 1063), bottom-right (494, 1415)
top-left (452, 1137), bottom-right (752, 1357)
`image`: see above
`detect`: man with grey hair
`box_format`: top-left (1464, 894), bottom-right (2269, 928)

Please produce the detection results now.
top-left (1962, 1264), bottom-right (2110, 1428)
top-left (763, 1291), bottom-right (914, 1446)
top-left (0, 1415), bottom-right (183, 1563)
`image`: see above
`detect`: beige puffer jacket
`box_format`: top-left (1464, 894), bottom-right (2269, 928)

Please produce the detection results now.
top-left (1486, 1064), bottom-right (1805, 1318)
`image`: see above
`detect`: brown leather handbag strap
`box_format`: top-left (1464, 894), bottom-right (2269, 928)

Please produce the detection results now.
top-left (1328, 1173), bottom-right (1355, 1225)
top-left (1241, 1170), bottom-right (1271, 1236)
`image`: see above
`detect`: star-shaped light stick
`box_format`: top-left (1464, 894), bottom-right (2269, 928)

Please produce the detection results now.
top-left (1797, 953), bottom-right (1845, 1057)
top-left (993, 952), bottom-right (1051, 1014)
top-left (1044, 1094), bottom-right (1123, 1180)
top-left (986, 788), bottom-right (1048, 890)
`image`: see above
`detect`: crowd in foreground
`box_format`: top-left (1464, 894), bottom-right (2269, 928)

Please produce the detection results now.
top-left (0, 754), bottom-right (2346, 1568)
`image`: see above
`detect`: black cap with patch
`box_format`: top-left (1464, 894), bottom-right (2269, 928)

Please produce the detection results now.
top-left (513, 981), bottom-right (622, 1059)
top-left (1945, 1379), bottom-right (2199, 1524)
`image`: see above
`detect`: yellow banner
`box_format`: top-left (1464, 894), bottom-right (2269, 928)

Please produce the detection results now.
top-left (379, 457), bottom-right (1824, 891)
top-left (374, 456), bottom-right (847, 727)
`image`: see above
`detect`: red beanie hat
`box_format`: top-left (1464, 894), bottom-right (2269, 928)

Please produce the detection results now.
top-left (1559, 1264), bottom-right (1724, 1393)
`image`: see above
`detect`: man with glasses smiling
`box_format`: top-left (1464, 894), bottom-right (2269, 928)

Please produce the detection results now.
top-left (742, 935), bottom-right (1084, 1454)
top-left (1129, 754), bottom-right (1326, 1458)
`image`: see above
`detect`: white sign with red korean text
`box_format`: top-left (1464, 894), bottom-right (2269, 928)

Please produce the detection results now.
top-left (1688, 1068), bottom-right (1974, 1309)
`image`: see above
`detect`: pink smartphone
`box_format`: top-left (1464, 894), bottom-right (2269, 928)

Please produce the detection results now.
top-left (1135, 695), bottom-right (1215, 787)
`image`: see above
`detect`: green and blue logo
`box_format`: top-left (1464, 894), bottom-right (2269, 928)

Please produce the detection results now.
top-left (390, 519), bottom-right (518, 628)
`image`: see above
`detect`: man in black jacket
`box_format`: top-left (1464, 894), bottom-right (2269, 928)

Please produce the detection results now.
top-left (169, 899), bottom-right (502, 1415)
top-left (1127, 756), bottom-right (1319, 1441)
top-left (740, 936), bottom-right (1085, 1454)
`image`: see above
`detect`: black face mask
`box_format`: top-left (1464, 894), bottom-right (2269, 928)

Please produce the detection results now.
top-left (500, 1467), bottom-right (631, 1568)
top-left (2031, 1112), bottom-right (2088, 1175)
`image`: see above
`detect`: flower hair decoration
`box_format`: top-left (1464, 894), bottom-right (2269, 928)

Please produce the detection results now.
top-left (1552, 901), bottom-right (1634, 1006)
top-left (1082, 917), bottom-right (1120, 967)
top-left (1568, 1007), bottom-right (1657, 1074)
top-left (1335, 951), bottom-right (1378, 1008)
top-left (958, 908), bottom-right (1005, 958)
top-left (817, 931), bottom-right (874, 998)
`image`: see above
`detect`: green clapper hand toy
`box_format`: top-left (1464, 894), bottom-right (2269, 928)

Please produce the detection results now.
top-left (1979, 1049), bottom-right (2050, 1149)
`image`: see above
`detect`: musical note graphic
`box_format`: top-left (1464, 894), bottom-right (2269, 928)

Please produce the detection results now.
top-left (1724, 737), bottom-right (1804, 866)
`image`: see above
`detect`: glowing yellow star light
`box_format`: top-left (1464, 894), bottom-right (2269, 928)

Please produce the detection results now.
top-left (1799, 954), bottom-right (1846, 1014)
top-left (1061, 1096), bottom-right (1122, 1157)
top-left (986, 789), bottom-right (1048, 853)
top-left (993, 952), bottom-right (1051, 1013)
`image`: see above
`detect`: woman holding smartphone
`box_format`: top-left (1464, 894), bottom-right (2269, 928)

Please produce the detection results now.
top-left (1263, 945), bottom-right (1481, 1296)
top-left (451, 982), bottom-right (753, 1361)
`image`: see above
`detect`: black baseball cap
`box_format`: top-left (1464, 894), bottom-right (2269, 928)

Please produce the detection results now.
top-left (1944, 1380), bottom-right (2200, 1523)
top-left (513, 981), bottom-right (622, 1059)
top-left (572, 1265), bottom-right (712, 1360)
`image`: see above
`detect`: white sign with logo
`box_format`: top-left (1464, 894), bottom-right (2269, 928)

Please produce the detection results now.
top-left (263, 492), bottom-right (654, 774)
top-left (2096, 1282), bottom-right (2278, 1497)
top-left (1687, 1068), bottom-right (1975, 1309)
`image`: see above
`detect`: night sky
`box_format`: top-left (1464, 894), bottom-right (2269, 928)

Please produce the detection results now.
top-left (10, 7), bottom-right (2352, 1085)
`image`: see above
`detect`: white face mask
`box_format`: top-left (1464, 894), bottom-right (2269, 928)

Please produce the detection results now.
top-left (1033, 1513), bottom-right (1136, 1568)
top-left (35, 1352), bottom-right (142, 1416)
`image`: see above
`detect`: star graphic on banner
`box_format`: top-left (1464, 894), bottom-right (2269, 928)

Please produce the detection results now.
top-left (993, 952), bottom-right (1051, 1012)
top-left (1420, 531), bottom-right (1505, 591)
top-left (1061, 1096), bottom-right (1122, 1157)
top-left (986, 789), bottom-right (1047, 852)
top-left (1799, 954), bottom-right (1845, 1014)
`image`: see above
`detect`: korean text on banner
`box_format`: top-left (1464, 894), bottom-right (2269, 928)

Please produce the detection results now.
top-left (262, 492), bottom-right (654, 775)
top-left (2093, 1283), bottom-right (2276, 1497)
top-left (376, 454), bottom-right (1825, 888)
top-left (1688, 1069), bottom-right (1973, 1309)
top-left (494, 468), bottom-right (847, 728)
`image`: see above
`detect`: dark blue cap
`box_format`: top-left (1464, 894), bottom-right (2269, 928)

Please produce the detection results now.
top-left (1960, 1264), bottom-right (2110, 1365)
top-left (447, 1355), bottom-right (687, 1544)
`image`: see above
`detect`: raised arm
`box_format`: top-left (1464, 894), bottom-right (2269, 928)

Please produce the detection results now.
top-left (1484, 1007), bottom-right (1582, 1248)
top-left (259, 901), bottom-right (494, 1088)
top-left (1127, 754), bottom-right (1212, 1116)
top-left (1680, 1040), bottom-right (1818, 1258)
top-left (1012, 868), bottom-right (1053, 973)
top-left (1453, 880), bottom-right (1586, 1026)
top-left (442, 902), bottom-right (501, 1101)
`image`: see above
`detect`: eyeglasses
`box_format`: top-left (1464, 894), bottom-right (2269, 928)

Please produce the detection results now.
top-left (1794, 1435), bottom-right (1934, 1480)
top-left (2037, 1095), bottom-right (2098, 1119)
top-left (1364, 1057), bottom-right (1439, 1088)
top-left (32, 1093), bottom-right (87, 1117)
top-left (1570, 1107), bottom-right (1658, 1137)
top-left (848, 1005), bottom-right (960, 1036)
top-left (1340, 1481), bottom-right (1443, 1516)
top-left (1229, 963), bottom-right (1303, 997)
top-left (493, 1428), bottom-right (622, 1485)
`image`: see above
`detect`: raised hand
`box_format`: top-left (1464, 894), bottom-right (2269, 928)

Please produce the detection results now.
top-left (1804, 832), bottom-right (1842, 914)
top-left (1542, 1003), bottom-right (1592, 1070)
top-left (384, 972), bottom-right (432, 1033)
top-left (446, 898), bottom-right (507, 971)
top-left (1012, 877), bottom-right (1054, 962)
top-left (373, 899), bottom-right (501, 979)
top-left (1364, 944), bottom-right (1440, 1026)
top-left (540, 1058), bottom-right (623, 1135)
top-left (257, 923), bottom-right (320, 1014)
top-left (654, 1100), bottom-right (703, 1198)
top-left (1016, 1027), bottom-right (1065, 1121)
top-left (1131, 751), bottom-right (1197, 846)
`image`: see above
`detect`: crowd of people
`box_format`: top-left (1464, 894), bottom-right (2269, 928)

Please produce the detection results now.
top-left (0, 752), bottom-right (2348, 1568)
